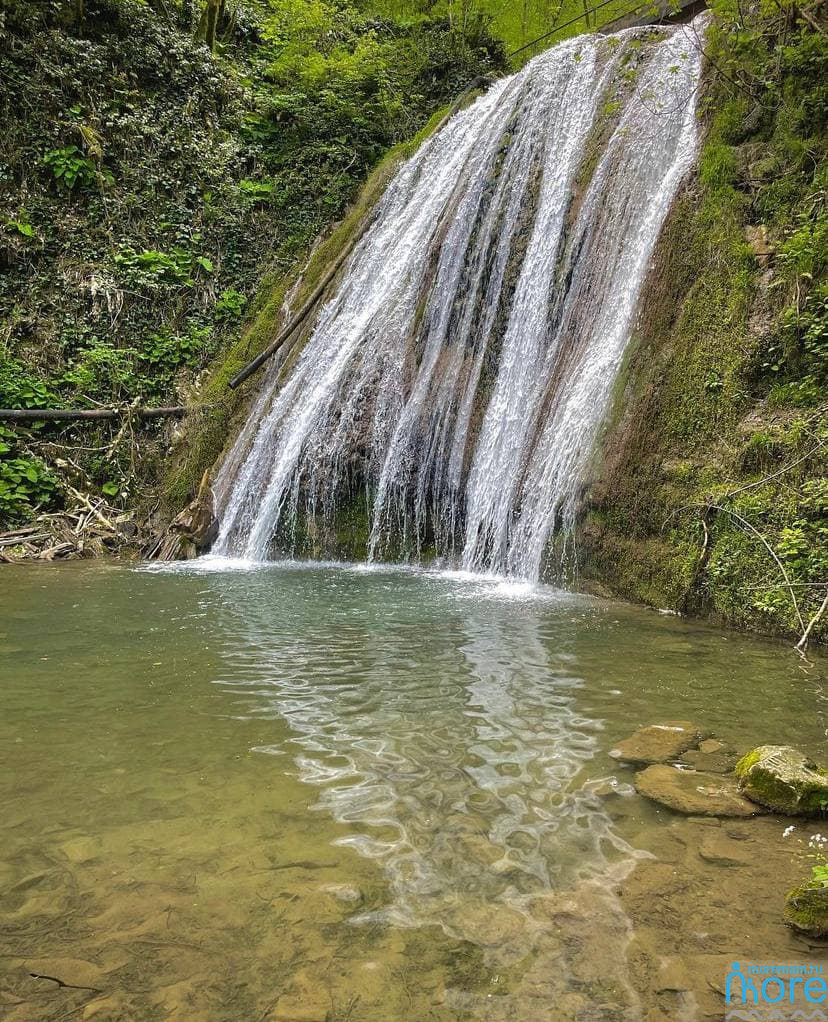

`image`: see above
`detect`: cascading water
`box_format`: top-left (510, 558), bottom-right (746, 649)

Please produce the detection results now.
top-left (212, 16), bottom-right (706, 579)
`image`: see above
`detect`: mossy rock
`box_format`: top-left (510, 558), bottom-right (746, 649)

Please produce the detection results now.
top-left (785, 880), bottom-right (828, 938)
top-left (735, 745), bottom-right (828, 817)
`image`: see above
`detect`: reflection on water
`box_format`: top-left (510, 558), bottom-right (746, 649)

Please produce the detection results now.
top-left (0, 561), bottom-right (825, 1021)
top-left (214, 565), bottom-right (639, 922)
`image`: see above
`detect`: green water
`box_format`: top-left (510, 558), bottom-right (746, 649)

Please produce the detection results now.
top-left (1, 560), bottom-right (825, 1021)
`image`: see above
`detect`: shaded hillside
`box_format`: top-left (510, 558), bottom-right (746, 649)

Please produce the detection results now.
top-left (0, 0), bottom-right (504, 529)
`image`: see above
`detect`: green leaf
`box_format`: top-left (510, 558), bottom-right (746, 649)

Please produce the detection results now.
top-left (102, 481), bottom-right (120, 497)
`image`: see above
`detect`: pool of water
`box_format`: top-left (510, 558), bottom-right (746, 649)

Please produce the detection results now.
top-left (1, 560), bottom-right (826, 1021)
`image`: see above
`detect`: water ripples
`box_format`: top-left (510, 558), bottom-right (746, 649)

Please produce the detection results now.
top-left (195, 563), bottom-right (640, 934)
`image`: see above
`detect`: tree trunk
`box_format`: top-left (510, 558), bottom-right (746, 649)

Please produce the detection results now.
top-left (198, 0), bottom-right (225, 51)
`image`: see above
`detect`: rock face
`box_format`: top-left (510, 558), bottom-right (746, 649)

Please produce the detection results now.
top-left (634, 765), bottom-right (763, 817)
top-left (735, 745), bottom-right (828, 816)
top-left (609, 722), bottom-right (702, 765)
top-left (785, 881), bottom-right (828, 938)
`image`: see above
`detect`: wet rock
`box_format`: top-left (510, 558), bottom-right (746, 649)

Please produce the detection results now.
top-left (698, 831), bottom-right (752, 867)
top-left (609, 722), bottom-right (702, 765)
top-left (698, 739), bottom-right (724, 755)
top-left (785, 881), bottom-right (828, 938)
top-left (735, 745), bottom-right (828, 816)
top-left (745, 223), bottom-right (775, 264)
top-left (680, 742), bottom-right (738, 775)
top-left (634, 765), bottom-right (763, 817)
top-left (149, 471), bottom-right (216, 561)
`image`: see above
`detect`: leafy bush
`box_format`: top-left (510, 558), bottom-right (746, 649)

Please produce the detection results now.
top-left (43, 145), bottom-right (109, 190)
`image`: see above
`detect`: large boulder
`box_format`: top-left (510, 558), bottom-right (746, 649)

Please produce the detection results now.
top-left (609, 722), bottom-right (702, 765)
top-left (785, 880), bottom-right (828, 939)
top-left (735, 745), bottom-right (828, 816)
top-left (634, 765), bottom-right (763, 817)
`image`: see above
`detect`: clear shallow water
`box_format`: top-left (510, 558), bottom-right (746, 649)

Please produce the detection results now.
top-left (1, 561), bottom-right (825, 1021)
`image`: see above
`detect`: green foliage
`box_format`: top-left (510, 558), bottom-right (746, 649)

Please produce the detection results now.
top-left (60, 336), bottom-right (139, 400)
top-left (0, 448), bottom-right (57, 524)
top-left (5, 210), bottom-right (35, 238)
top-left (0, 358), bottom-right (57, 410)
top-left (59, 325), bottom-right (212, 403)
top-left (579, 1), bottom-right (828, 640)
top-left (43, 145), bottom-right (108, 190)
top-left (214, 287), bottom-right (247, 320)
top-left (113, 245), bottom-right (212, 288)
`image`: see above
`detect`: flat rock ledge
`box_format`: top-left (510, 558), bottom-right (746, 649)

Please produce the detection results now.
top-left (736, 745), bottom-right (828, 816)
top-left (634, 764), bottom-right (765, 817)
top-left (609, 722), bottom-right (703, 765)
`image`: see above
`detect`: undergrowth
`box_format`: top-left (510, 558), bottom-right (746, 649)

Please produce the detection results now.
top-left (0, 0), bottom-right (504, 526)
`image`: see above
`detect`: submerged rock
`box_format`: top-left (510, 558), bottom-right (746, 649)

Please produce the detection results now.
top-left (698, 830), bottom-right (753, 867)
top-left (610, 722), bottom-right (702, 765)
top-left (634, 765), bottom-right (762, 817)
top-left (680, 738), bottom-right (739, 775)
top-left (785, 880), bottom-right (828, 938)
top-left (735, 745), bottom-right (828, 816)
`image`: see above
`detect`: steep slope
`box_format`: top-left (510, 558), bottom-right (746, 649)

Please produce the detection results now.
top-left (0, 0), bottom-right (504, 534)
top-left (578, 0), bottom-right (827, 641)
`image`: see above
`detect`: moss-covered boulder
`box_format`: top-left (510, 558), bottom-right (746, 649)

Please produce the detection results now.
top-left (785, 880), bottom-right (828, 939)
top-left (735, 746), bottom-right (828, 816)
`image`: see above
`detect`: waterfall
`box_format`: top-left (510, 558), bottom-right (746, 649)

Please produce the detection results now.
top-left (212, 16), bottom-right (706, 579)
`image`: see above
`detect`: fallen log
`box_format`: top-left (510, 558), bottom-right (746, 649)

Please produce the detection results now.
top-left (227, 76), bottom-right (494, 392)
top-left (227, 233), bottom-right (362, 390)
top-left (0, 532), bottom-right (50, 548)
top-left (0, 406), bottom-right (191, 422)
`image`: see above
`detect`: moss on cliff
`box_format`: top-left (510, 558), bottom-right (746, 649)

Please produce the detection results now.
top-left (578, 0), bottom-right (828, 641)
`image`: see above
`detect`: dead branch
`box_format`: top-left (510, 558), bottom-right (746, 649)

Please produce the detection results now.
top-left (0, 406), bottom-right (192, 422)
top-left (797, 590), bottom-right (828, 652)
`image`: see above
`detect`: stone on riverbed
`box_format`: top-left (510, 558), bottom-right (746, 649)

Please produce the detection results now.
top-left (680, 738), bottom-right (739, 775)
top-left (634, 765), bottom-right (763, 817)
top-left (698, 830), bottom-right (753, 866)
top-left (785, 881), bottom-right (828, 938)
top-left (609, 722), bottom-right (702, 765)
top-left (735, 745), bottom-right (828, 816)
